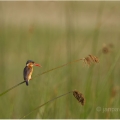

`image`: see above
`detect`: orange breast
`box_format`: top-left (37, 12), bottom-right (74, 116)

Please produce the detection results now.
top-left (28, 66), bottom-right (33, 80)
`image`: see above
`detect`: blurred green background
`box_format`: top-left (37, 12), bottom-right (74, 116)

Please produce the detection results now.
top-left (0, 1), bottom-right (120, 119)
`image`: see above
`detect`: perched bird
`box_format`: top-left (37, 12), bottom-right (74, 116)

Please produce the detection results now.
top-left (23, 60), bottom-right (41, 86)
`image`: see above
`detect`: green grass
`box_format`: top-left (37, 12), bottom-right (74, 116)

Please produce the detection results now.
top-left (0, 1), bottom-right (120, 119)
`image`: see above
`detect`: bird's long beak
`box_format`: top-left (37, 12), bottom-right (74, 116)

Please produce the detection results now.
top-left (34, 63), bottom-right (42, 67)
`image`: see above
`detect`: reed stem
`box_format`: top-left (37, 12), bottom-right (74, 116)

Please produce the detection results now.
top-left (20, 91), bottom-right (73, 119)
top-left (0, 58), bottom-right (83, 97)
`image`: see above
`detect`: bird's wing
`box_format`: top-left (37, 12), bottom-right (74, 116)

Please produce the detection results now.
top-left (23, 66), bottom-right (31, 81)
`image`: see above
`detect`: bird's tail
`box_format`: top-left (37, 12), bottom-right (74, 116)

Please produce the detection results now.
top-left (25, 80), bottom-right (29, 86)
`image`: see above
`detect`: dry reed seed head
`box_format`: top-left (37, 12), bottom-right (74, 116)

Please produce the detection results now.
top-left (73, 90), bottom-right (85, 105)
top-left (83, 55), bottom-right (99, 66)
top-left (84, 57), bottom-right (91, 66)
top-left (89, 54), bottom-right (99, 63)
top-left (102, 47), bottom-right (109, 54)
top-left (102, 43), bottom-right (114, 54)
top-left (102, 44), bottom-right (109, 54)
top-left (93, 56), bottom-right (99, 63)
top-left (89, 54), bottom-right (95, 62)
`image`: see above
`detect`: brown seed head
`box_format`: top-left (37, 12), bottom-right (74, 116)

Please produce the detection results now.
top-left (102, 44), bottom-right (109, 54)
top-left (102, 43), bottom-right (114, 54)
top-left (73, 90), bottom-right (85, 105)
top-left (84, 56), bottom-right (91, 66)
top-left (89, 55), bottom-right (99, 63)
top-left (83, 54), bottom-right (99, 66)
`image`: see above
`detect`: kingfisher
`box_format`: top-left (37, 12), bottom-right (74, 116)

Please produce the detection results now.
top-left (23, 60), bottom-right (41, 86)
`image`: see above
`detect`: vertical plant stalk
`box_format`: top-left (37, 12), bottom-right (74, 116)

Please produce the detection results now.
top-left (84, 2), bottom-right (104, 118)
top-left (65, 2), bottom-right (75, 114)
top-left (92, 2), bottom-right (104, 54)
top-left (97, 51), bottom-right (120, 96)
